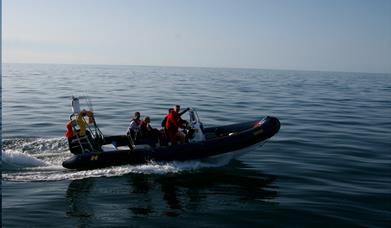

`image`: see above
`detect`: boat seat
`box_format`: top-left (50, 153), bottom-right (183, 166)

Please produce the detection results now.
top-left (135, 144), bottom-right (152, 150)
top-left (101, 144), bottom-right (117, 152)
top-left (117, 145), bottom-right (131, 151)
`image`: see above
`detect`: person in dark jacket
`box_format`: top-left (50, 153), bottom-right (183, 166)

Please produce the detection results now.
top-left (139, 116), bottom-right (160, 144)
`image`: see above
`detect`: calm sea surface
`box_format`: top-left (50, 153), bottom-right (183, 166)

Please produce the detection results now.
top-left (2, 63), bottom-right (391, 227)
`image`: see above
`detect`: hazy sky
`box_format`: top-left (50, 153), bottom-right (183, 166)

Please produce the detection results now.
top-left (3, 0), bottom-right (391, 73)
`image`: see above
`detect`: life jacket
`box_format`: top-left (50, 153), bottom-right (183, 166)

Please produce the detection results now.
top-left (127, 118), bottom-right (142, 138)
top-left (140, 121), bottom-right (149, 132)
top-left (134, 118), bottom-right (141, 126)
top-left (128, 118), bottom-right (141, 131)
top-left (77, 116), bottom-right (87, 136)
top-left (166, 111), bottom-right (180, 131)
top-left (65, 121), bottom-right (75, 138)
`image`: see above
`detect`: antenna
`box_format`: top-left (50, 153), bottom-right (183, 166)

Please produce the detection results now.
top-left (86, 96), bottom-right (94, 112)
top-left (82, 92), bottom-right (94, 112)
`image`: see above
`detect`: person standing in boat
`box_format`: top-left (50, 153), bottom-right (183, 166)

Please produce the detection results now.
top-left (127, 111), bottom-right (141, 139)
top-left (159, 108), bottom-right (174, 146)
top-left (165, 105), bottom-right (188, 145)
top-left (64, 109), bottom-right (94, 151)
top-left (161, 108), bottom-right (174, 129)
top-left (77, 109), bottom-right (94, 137)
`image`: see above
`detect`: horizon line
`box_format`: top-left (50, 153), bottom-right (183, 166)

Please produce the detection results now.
top-left (3, 61), bottom-right (390, 75)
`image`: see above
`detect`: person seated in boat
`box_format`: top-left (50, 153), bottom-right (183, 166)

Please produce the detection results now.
top-left (127, 111), bottom-right (141, 140)
top-left (165, 105), bottom-right (189, 145)
top-left (139, 116), bottom-right (161, 145)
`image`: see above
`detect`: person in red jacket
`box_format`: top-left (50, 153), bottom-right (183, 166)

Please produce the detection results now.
top-left (65, 120), bottom-right (76, 139)
top-left (165, 105), bottom-right (187, 145)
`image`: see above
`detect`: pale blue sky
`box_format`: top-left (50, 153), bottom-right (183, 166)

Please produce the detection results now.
top-left (3, 0), bottom-right (391, 73)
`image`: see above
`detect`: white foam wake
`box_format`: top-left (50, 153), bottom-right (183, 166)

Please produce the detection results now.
top-left (2, 158), bottom-right (232, 182)
top-left (1, 149), bottom-right (48, 169)
top-left (2, 137), bottom-right (69, 154)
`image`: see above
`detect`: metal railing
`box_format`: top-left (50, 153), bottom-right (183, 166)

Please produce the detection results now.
top-left (69, 114), bottom-right (96, 153)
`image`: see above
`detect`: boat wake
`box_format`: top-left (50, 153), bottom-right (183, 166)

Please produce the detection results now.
top-left (2, 149), bottom-right (48, 169)
top-left (2, 137), bottom-right (232, 182)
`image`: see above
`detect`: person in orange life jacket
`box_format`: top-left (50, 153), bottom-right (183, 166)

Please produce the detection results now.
top-left (139, 116), bottom-right (161, 144)
top-left (127, 112), bottom-right (142, 139)
top-left (65, 120), bottom-right (77, 150)
top-left (165, 105), bottom-right (189, 145)
top-left (65, 120), bottom-right (76, 139)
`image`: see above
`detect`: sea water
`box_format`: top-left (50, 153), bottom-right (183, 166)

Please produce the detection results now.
top-left (2, 63), bottom-right (391, 227)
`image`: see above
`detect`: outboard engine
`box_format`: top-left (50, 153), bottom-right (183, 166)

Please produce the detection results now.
top-left (188, 108), bottom-right (206, 143)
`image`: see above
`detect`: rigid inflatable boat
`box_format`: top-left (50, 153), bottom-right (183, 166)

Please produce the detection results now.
top-left (62, 97), bottom-right (280, 170)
